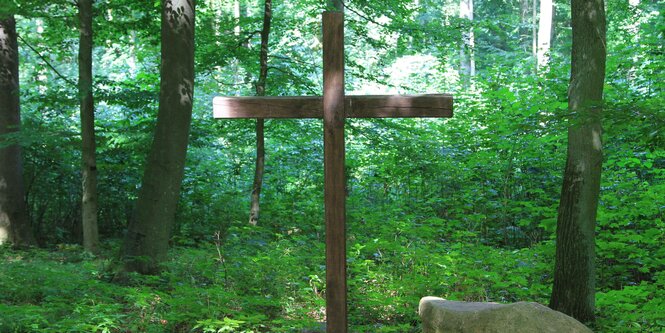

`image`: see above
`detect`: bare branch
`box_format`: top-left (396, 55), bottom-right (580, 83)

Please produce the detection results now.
top-left (267, 66), bottom-right (319, 95)
top-left (237, 30), bottom-right (262, 47)
top-left (271, 54), bottom-right (316, 67)
top-left (17, 35), bottom-right (77, 88)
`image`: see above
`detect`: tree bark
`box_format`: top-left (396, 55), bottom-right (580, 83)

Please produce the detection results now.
top-left (0, 16), bottom-right (36, 247)
top-left (123, 0), bottom-right (195, 274)
top-left (78, 0), bottom-right (99, 254)
top-left (549, 0), bottom-right (606, 323)
top-left (248, 0), bottom-right (272, 226)
top-left (536, 0), bottom-right (553, 69)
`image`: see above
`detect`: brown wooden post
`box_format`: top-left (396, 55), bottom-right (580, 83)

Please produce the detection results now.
top-left (322, 10), bottom-right (347, 333)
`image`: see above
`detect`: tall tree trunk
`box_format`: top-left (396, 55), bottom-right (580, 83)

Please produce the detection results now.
top-left (532, 0), bottom-right (537, 71)
top-left (536, 0), bottom-right (553, 69)
top-left (549, 0), bottom-right (606, 323)
top-left (459, 0), bottom-right (475, 80)
top-left (248, 0), bottom-right (272, 226)
top-left (78, 0), bottom-right (99, 254)
top-left (233, 0), bottom-right (241, 36)
top-left (0, 16), bottom-right (36, 247)
top-left (231, 0), bottom-right (246, 93)
top-left (123, 0), bottom-right (195, 274)
top-left (519, 0), bottom-right (530, 51)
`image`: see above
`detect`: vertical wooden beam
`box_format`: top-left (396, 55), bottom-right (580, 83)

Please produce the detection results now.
top-left (322, 11), bottom-right (347, 333)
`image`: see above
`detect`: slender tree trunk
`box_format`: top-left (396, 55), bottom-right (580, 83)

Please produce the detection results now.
top-left (233, 0), bottom-right (241, 36)
top-left (459, 0), bottom-right (475, 80)
top-left (231, 0), bottom-right (246, 93)
top-left (0, 16), bottom-right (36, 247)
top-left (248, 0), bottom-right (272, 226)
top-left (255, 0), bottom-right (271, 131)
top-left (123, 0), bottom-right (195, 274)
top-left (537, 0), bottom-right (553, 69)
top-left (549, 0), bottom-right (606, 323)
top-left (249, 120), bottom-right (265, 226)
top-left (532, 0), bottom-right (538, 71)
top-left (519, 0), bottom-right (530, 50)
top-left (78, 0), bottom-right (99, 254)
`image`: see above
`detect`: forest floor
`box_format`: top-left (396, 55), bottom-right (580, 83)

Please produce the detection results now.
top-left (1, 224), bottom-right (663, 332)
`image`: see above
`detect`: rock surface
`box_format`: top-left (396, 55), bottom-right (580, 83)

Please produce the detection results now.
top-left (419, 296), bottom-right (593, 333)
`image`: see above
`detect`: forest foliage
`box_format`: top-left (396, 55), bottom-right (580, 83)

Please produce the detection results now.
top-left (0, 0), bottom-right (663, 332)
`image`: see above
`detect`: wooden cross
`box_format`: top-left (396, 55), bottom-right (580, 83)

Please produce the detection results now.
top-left (213, 11), bottom-right (453, 333)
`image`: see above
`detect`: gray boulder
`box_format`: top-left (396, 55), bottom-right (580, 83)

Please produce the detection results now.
top-left (419, 296), bottom-right (593, 333)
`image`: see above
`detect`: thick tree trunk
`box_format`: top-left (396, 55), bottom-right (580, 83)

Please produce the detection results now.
top-left (536, 0), bottom-right (553, 69)
top-left (78, 0), bottom-right (99, 254)
top-left (0, 16), bottom-right (36, 247)
top-left (549, 0), bottom-right (606, 323)
top-left (248, 0), bottom-right (272, 226)
top-left (123, 0), bottom-right (195, 274)
top-left (459, 0), bottom-right (475, 80)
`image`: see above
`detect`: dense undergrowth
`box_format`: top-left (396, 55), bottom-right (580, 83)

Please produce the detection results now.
top-left (3, 0), bottom-right (663, 332)
top-left (2, 208), bottom-right (664, 333)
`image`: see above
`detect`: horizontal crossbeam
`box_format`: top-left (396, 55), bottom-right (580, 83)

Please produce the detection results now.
top-left (213, 94), bottom-right (453, 119)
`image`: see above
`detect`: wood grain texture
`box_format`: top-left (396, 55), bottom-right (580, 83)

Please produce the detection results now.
top-left (213, 94), bottom-right (453, 119)
top-left (322, 11), bottom-right (347, 333)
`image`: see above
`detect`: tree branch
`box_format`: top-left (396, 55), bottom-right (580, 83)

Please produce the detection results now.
top-left (17, 35), bottom-right (77, 88)
top-left (271, 54), bottom-right (316, 67)
top-left (212, 77), bottom-right (249, 87)
top-left (267, 66), bottom-right (319, 95)
top-left (344, 5), bottom-right (389, 28)
top-left (237, 30), bottom-right (262, 47)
